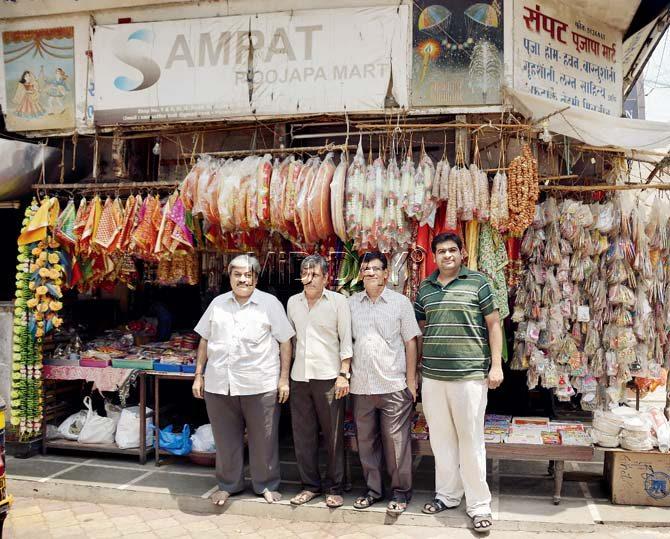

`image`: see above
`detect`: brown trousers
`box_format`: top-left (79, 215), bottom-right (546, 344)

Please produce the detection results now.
top-left (353, 389), bottom-right (414, 501)
top-left (204, 390), bottom-right (280, 495)
top-left (290, 378), bottom-right (345, 494)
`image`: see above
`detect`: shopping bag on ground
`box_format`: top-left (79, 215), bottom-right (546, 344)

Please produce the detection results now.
top-left (78, 396), bottom-right (117, 444)
top-left (191, 424), bottom-right (216, 452)
top-left (155, 424), bottom-right (192, 456)
top-left (115, 406), bottom-right (154, 449)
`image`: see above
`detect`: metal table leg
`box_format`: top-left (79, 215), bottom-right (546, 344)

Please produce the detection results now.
top-left (154, 374), bottom-right (161, 466)
top-left (139, 372), bottom-right (146, 465)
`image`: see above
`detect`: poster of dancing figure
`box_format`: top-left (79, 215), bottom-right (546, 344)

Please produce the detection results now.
top-left (411, 1), bottom-right (504, 107)
top-left (3, 27), bottom-right (75, 132)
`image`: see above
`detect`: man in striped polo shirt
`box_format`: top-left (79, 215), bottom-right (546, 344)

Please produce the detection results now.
top-left (414, 233), bottom-right (503, 533)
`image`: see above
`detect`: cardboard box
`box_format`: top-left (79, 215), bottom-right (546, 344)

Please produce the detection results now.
top-left (605, 450), bottom-right (670, 507)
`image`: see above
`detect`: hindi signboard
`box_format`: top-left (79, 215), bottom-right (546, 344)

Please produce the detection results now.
top-left (93, 6), bottom-right (409, 124)
top-left (513, 0), bottom-right (623, 116)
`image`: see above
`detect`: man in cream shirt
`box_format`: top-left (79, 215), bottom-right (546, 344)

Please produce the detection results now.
top-left (287, 254), bottom-right (353, 508)
top-left (192, 254), bottom-right (294, 507)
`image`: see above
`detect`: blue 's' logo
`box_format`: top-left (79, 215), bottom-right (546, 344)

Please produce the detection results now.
top-left (113, 29), bottom-right (161, 92)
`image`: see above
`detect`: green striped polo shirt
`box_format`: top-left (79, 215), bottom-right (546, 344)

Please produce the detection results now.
top-left (414, 267), bottom-right (496, 381)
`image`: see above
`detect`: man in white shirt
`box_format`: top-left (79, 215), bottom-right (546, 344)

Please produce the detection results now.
top-left (192, 254), bottom-right (295, 507)
top-left (286, 254), bottom-right (353, 508)
top-left (349, 251), bottom-right (422, 516)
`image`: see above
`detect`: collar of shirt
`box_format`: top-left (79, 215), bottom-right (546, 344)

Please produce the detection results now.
top-left (359, 286), bottom-right (391, 303)
top-left (225, 288), bottom-right (261, 308)
top-left (298, 289), bottom-right (329, 304)
top-left (428, 266), bottom-right (470, 287)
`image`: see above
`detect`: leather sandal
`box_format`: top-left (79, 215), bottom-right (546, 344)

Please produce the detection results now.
top-left (353, 494), bottom-right (382, 510)
top-left (325, 494), bottom-right (344, 508)
top-left (422, 498), bottom-right (449, 514)
top-left (386, 499), bottom-right (407, 516)
top-left (290, 490), bottom-right (320, 505)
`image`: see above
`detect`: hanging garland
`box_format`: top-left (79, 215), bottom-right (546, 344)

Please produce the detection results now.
top-left (11, 198), bottom-right (64, 440)
top-left (12, 202), bottom-right (42, 439)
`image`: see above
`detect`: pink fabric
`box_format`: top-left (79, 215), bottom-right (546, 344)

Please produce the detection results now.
top-left (44, 365), bottom-right (134, 392)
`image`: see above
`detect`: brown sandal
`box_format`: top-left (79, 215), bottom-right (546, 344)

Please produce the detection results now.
top-left (326, 494), bottom-right (344, 508)
top-left (290, 490), bottom-right (320, 505)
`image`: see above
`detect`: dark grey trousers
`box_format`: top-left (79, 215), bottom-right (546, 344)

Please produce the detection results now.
top-left (204, 390), bottom-right (280, 495)
top-left (290, 378), bottom-right (345, 494)
top-left (353, 389), bottom-right (414, 501)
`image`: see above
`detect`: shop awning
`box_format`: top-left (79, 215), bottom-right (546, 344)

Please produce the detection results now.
top-left (505, 88), bottom-right (670, 159)
top-left (0, 139), bottom-right (61, 200)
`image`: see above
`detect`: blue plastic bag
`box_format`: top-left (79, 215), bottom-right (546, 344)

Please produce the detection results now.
top-left (154, 424), bottom-right (192, 456)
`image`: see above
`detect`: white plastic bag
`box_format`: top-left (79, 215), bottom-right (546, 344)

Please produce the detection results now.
top-left (115, 406), bottom-right (154, 449)
top-left (78, 396), bottom-right (117, 444)
top-left (57, 410), bottom-right (87, 440)
top-left (105, 400), bottom-right (122, 426)
top-left (190, 424), bottom-right (216, 453)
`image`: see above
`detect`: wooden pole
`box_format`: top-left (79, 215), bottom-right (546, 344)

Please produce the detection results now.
top-left (33, 180), bottom-right (179, 191)
top-left (180, 143), bottom-right (356, 159)
top-left (355, 122), bottom-right (530, 131)
top-left (540, 183), bottom-right (670, 192)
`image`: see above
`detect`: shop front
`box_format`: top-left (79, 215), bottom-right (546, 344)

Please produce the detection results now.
top-left (3, 0), bottom-right (670, 514)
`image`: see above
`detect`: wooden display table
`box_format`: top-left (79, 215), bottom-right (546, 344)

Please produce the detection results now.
top-left (344, 436), bottom-right (594, 505)
top-left (42, 371), bottom-right (150, 464)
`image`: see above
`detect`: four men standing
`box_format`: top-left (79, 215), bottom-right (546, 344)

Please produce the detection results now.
top-left (193, 244), bottom-right (503, 531)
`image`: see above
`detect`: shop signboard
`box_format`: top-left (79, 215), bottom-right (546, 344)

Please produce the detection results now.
top-left (93, 6), bottom-right (409, 124)
top-left (1, 27), bottom-right (76, 131)
top-left (410, 0), bottom-right (505, 107)
top-left (513, 0), bottom-right (623, 116)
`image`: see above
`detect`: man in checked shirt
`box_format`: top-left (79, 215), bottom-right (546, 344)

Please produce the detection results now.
top-left (348, 251), bottom-right (422, 516)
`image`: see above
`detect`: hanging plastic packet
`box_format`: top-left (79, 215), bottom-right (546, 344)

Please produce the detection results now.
top-left (330, 152), bottom-right (348, 241)
top-left (345, 138), bottom-right (366, 240)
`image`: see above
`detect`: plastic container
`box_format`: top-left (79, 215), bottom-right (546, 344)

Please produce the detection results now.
top-left (152, 362), bottom-right (181, 373)
top-left (43, 357), bottom-right (81, 367)
top-left (181, 364), bottom-right (196, 373)
top-left (111, 358), bottom-right (154, 370)
top-left (79, 358), bottom-right (110, 368)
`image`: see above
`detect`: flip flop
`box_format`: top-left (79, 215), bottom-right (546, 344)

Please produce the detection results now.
top-left (290, 490), bottom-right (320, 505)
top-left (353, 495), bottom-right (382, 510)
top-left (326, 494), bottom-right (344, 508)
top-left (472, 514), bottom-right (493, 533)
top-left (422, 498), bottom-right (449, 514)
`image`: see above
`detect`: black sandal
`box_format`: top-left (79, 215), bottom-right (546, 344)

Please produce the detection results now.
top-left (353, 495), bottom-right (381, 510)
top-left (422, 498), bottom-right (449, 514)
top-left (472, 514), bottom-right (493, 533)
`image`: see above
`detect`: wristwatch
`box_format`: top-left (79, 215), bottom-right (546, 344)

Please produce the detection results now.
top-left (339, 371), bottom-right (351, 380)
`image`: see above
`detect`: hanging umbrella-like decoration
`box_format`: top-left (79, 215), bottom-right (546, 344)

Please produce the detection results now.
top-left (464, 2), bottom-right (501, 39)
top-left (418, 5), bottom-right (453, 39)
